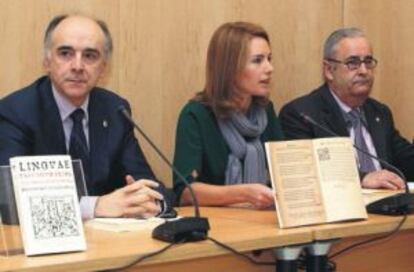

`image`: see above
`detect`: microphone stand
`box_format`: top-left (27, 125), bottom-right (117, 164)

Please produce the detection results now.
top-left (119, 106), bottom-right (209, 242)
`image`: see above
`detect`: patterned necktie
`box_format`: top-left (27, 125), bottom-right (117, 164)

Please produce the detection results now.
top-left (69, 109), bottom-right (90, 183)
top-left (347, 108), bottom-right (376, 172)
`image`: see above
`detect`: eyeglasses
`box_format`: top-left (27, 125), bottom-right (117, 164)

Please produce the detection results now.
top-left (325, 56), bottom-right (378, 70)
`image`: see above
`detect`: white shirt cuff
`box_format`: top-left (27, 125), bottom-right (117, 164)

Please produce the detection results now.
top-left (80, 196), bottom-right (98, 220)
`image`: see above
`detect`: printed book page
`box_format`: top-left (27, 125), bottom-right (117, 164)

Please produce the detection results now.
top-left (313, 138), bottom-right (367, 222)
top-left (266, 140), bottom-right (325, 228)
top-left (10, 155), bottom-right (86, 256)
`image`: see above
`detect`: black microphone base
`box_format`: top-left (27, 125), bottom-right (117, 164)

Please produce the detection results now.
top-left (152, 217), bottom-right (210, 243)
top-left (366, 193), bottom-right (414, 215)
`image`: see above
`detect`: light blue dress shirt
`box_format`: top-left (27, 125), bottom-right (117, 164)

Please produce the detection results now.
top-left (51, 85), bottom-right (97, 220)
top-left (330, 89), bottom-right (381, 171)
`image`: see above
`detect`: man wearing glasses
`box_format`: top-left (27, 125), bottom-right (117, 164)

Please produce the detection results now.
top-left (279, 27), bottom-right (414, 189)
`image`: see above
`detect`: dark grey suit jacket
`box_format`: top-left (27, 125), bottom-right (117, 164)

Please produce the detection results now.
top-left (279, 83), bottom-right (414, 180)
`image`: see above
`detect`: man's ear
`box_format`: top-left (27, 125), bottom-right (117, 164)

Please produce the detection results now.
top-left (42, 52), bottom-right (52, 73)
top-left (323, 60), bottom-right (335, 81)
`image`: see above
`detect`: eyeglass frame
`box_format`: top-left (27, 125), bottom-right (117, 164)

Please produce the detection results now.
top-left (325, 56), bottom-right (378, 70)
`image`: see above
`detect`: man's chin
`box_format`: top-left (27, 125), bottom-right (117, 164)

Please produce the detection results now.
top-left (351, 90), bottom-right (370, 104)
top-left (65, 80), bottom-right (87, 89)
top-left (353, 84), bottom-right (372, 96)
top-left (63, 81), bottom-right (89, 92)
top-left (59, 88), bottom-right (89, 106)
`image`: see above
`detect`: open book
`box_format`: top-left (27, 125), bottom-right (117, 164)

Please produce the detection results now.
top-left (265, 137), bottom-right (367, 228)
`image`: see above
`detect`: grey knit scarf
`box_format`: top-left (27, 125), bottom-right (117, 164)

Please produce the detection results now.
top-left (218, 104), bottom-right (268, 185)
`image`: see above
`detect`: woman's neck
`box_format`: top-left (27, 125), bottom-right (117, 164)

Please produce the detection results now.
top-left (236, 95), bottom-right (252, 113)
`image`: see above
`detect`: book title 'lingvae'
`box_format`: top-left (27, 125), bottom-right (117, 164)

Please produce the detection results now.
top-left (15, 159), bottom-right (71, 172)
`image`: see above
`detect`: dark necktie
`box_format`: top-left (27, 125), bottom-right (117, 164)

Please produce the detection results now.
top-left (347, 109), bottom-right (376, 173)
top-left (69, 109), bottom-right (90, 183)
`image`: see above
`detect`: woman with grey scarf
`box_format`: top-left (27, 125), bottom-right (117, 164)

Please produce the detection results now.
top-left (173, 22), bottom-right (284, 208)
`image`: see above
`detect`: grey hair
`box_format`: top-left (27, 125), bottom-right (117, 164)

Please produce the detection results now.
top-left (43, 14), bottom-right (113, 60)
top-left (323, 27), bottom-right (365, 59)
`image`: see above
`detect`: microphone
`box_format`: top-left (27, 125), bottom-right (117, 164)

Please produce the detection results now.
top-left (119, 106), bottom-right (209, 242)
top-left (300, 112), bottom-right (413, 215)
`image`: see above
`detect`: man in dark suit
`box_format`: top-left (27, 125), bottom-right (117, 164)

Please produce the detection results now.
top-left (0, 14), bottom-right (171, 219)
top-left (280, 27), bottom-right (414, 189)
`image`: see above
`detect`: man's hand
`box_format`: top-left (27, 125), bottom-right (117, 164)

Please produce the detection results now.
top-left (362, 169), bottom-right (406, 190)
top-left (94, 175), bottom-right (164, 218)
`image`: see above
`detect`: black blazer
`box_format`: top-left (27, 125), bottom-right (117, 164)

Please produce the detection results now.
top-left (279, 83), bottom-right (414, 180)
top-left (0, 76), bottom-right (171, 200)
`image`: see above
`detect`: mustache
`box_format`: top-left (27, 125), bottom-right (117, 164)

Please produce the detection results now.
top-left (353, 76), bottom-right (372, 85)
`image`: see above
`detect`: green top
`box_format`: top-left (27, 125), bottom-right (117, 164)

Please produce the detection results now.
top-left (172, 100), bottom-right (284, 200)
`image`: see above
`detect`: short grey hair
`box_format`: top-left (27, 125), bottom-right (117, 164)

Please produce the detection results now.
top-left (323, 27), bottom-right (365, 59)
top-left (43, 14), bottom-right (113, 60)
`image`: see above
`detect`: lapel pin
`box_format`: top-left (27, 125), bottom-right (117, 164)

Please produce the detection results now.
top-left (103, 120), bottom-right (108, 128)
top-left (375, 117), bottom-right (380, 122)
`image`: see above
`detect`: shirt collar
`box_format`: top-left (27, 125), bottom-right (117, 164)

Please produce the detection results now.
top-left (329, 88), bottom-right (369, 127)
top-left (329, 88), bottom-right (353, 114)
top-left (51, 84), bottom-right (89, 122)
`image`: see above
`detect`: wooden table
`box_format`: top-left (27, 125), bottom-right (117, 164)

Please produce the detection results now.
top-left (1, 207), bottom-right (413, 272)
top-left (0, 207), bottom-right (312, 272)
top-left (310, 213), bottom-right (414, 271)
top-left (210, 208), bottom-right (414, 272)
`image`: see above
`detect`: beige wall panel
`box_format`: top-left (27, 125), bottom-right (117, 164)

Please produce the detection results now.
top-left (344, 0), bottom-right (414, 140)
top-left (0, 0), bottom-right (42, 93)
top-left (0, 0), bottom-right (120, 95)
